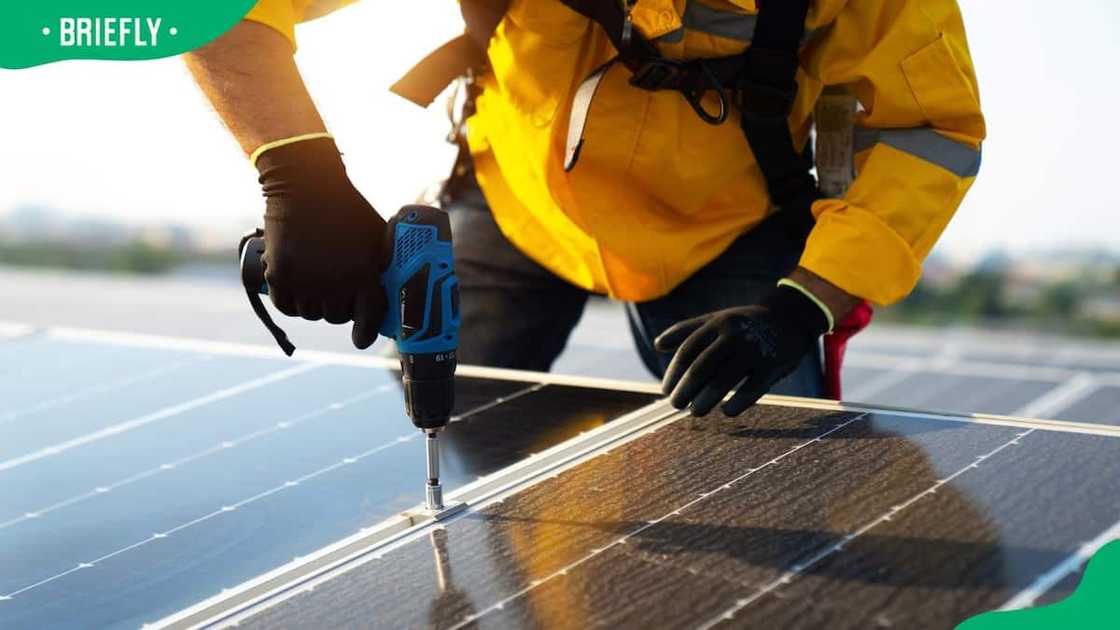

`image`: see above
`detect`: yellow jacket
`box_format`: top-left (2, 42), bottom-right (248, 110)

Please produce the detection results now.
top-left (246, 0), bottom-right (985, 304)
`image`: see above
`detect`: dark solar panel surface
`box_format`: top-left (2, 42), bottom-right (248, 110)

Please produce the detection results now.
top-left (1049, 386), bottom-right (1120, 426)
top-left (855, 372), bottom-right (1058, 417)
top-left (238, 405), bottom-right (1120, 630)
top-left (835, 366), bottom-right (893, 398)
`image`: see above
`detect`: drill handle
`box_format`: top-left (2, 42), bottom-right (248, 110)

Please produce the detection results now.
top-left (379, 205), bottom-right (461, 356)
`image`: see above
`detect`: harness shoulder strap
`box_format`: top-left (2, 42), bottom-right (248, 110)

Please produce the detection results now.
top-left (737, 0), bottom-right (818, 213)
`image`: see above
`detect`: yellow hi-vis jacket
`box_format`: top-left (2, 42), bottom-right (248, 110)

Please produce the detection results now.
top-left (246, 0), bottom-right (985, 305)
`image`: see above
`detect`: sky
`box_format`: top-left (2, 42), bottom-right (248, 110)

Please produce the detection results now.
top-left (1, 0), bottom-right (1118, 260)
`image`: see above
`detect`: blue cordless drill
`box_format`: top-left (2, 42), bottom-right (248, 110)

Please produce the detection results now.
top-left (238, 205), bottom-right (461, 511)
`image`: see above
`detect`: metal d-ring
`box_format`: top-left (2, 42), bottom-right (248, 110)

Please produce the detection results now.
top-left (684, 62), bottom-right (728, 125)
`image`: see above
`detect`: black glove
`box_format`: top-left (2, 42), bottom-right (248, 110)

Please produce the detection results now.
top-left (256, 136), bottom-right (388, 349)
top-left (654, 285), bottom-right (829, 417)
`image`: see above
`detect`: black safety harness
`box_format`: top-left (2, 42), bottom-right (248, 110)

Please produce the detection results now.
top-left (393, 0), bottom-right (820, 243)
top-left (394, 1), bottom-right (876, 401)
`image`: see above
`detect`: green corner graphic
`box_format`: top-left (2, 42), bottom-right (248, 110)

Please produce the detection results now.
top-left (1, 1), bottom-right (257, 69)
top-left (958, 539), bottom-right (1120, 630)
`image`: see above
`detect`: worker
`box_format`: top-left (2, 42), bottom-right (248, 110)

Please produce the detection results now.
top-left (185, 0), bottom-right (984, 417)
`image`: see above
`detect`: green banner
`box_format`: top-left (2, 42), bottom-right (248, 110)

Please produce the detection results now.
top-left (958, 539), bottom-right (1120, 629)
top-left (1, 1), bottom-right (258, 69)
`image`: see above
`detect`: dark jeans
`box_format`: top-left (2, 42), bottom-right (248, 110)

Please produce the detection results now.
top-left (448, 186), bottom-right (824, 398)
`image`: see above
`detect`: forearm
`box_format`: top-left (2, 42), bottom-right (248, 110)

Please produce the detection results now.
top-left (184, 20), bottom-right (325, 156)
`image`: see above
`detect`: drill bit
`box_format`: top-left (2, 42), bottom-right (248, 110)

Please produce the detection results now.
top-left (425, 429), bottom-right (444, 511)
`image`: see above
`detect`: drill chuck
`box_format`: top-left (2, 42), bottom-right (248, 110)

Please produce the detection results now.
top-left (401, 352), bottom-right (457, 430)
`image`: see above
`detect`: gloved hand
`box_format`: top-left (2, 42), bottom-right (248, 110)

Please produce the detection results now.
top-left (255, 136), bottom-right (388, 349)
top-left (654, 284), bottom-right (830, 417)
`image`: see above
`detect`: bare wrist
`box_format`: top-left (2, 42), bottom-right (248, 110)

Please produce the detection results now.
top-left (786, 267), bottom-right (861, 325)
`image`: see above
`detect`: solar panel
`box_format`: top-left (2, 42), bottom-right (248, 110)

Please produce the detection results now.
top-left (851, 372), bottom-right (1058, 416)
top-left (0, 332), bottom-right (656, 629)
top-left (851, 327), bottom-right (1120, 375)
top-left (843, 342), bottom-right (1120, 424)
top-left (168, 401), bottom-right (1120, 630)
top-left (3, 324), bottom-right (1118, 629)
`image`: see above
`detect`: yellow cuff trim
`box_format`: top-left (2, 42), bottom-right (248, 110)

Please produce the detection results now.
top-left (249, 132), bottom-right (333, 168)
top-left (777, 278), bottom-right (835, 334)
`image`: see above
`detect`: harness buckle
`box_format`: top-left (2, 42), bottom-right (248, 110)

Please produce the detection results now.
top-left (630, 58), bottom-right (728, 125)
top-left (629, 57), bottom-right (687, 91)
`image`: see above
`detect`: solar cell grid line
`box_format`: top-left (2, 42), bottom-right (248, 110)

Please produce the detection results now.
top-left (695, 428), bottom-right (1037, 629)
top-left (0, 361), bottom-right (323, 474)
top-left (0, 383), bottom-right (396, 531)
top-left (0, 380), bottom-right (546, 602)
top-left (0, 353), bottom-right (215, 427)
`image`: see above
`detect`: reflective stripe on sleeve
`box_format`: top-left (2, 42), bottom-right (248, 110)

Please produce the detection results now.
top-left (658, 3), bottom-right (819, 44)
top-left (854, 127), bottom-right (982, 177)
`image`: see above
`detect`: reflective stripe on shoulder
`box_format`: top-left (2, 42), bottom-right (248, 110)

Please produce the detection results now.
top-left (854, 127), bottom-right (981, 178)
top-left (659, 3), bottom-right (755, 42)
top-left (658, 2), bottom-right (820, 45)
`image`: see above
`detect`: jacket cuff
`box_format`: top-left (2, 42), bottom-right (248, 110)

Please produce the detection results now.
top-left (799, 198), bottom-right (922, 306)
top-left (245, 0), bottom-right (297, 49)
